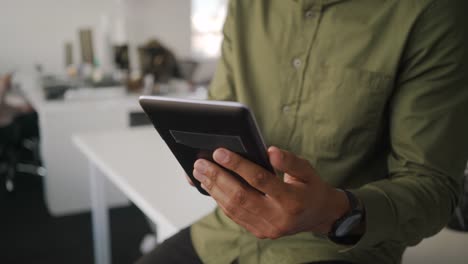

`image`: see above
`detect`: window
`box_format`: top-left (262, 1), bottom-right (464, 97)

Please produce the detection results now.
top-left (191, 0), bottom-right (228, 59)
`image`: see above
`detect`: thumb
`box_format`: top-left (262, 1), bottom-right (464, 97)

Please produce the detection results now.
top-left (268, 146), bottom-right (313, 183)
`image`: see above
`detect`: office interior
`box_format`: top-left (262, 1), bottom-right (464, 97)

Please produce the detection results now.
top-left (0, 0), bottom-right (467, 263)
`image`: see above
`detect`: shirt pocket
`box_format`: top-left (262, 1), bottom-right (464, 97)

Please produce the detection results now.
top-left (311, 65), bottom-right (393, 159)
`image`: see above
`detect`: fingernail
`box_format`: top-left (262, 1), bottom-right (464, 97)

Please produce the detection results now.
top-left (194, 160), bottom-right (207, 173)
top-left (270, 146), bottom-right (283, 160)
top-left (214, 149), bottom-right (230, 164)
top-left (193, 169), bottom-right (207, 182)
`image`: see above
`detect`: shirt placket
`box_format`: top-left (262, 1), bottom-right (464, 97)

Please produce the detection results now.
top-left (258, 3), bottom-right (324, 264)
top-left (283, 2), bottom-right (324, 149)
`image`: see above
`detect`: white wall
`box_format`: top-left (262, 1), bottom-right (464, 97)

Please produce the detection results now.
top-left (0, 0), bottom-right (191, 74)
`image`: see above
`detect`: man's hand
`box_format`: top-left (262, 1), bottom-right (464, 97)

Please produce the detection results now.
top-left (185, 174), bottom-right (195, 186)
top-left (192, 146), bottom-right (350, 239)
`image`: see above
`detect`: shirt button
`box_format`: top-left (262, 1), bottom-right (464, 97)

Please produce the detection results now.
top-left (292, 58), bottom-right (302, 69)
top-left (305, 10), bottom-right (315, 18)
top-left (282, 105), bottom-right (290, 113)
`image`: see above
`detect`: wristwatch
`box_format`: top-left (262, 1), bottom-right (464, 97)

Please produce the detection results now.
top-left (328, 189), bottom-right (365, 245)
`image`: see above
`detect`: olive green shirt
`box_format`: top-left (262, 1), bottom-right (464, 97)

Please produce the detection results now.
top-left (191, 0), bottom-right (468, 263)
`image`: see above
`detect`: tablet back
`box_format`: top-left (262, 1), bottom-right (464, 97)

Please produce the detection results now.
top-left (139, 96), bottom-right (273, 195)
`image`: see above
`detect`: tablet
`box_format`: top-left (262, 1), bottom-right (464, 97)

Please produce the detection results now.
top-left (139, 95), bottom-right (274, 195)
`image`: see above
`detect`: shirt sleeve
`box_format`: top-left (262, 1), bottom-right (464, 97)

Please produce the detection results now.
top-left (207, 0), bottom-right (237, 102)
top-left (352, 0), bottom-right (468, 249)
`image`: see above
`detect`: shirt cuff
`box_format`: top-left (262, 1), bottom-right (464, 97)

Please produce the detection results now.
top-left (347, 185), bottom-right (398, 249)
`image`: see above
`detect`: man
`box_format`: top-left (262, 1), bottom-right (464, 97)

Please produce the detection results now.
top-left (137, 0), bottom-right (468, 263)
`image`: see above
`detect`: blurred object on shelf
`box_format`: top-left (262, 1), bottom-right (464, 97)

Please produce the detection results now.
top-left (66, 66), bottom-right (78, 79)
top-left (65, 42), bottom-right (74, 67)
top-left (178, 60), bottom-right (199, 83)
top-left (41, 76), bottom-right (77, 100)
top-left (191, 59), bottom-right (218, 86)
top-left (141, 75), bottom-right (191, 96)
top-left (95, 14), bottom-right (114, 74)
top-left (114, 44), bottom-right (130, 70)
top-left (112, 70), bottom-right (128, 85)
top-left (138, 39), bottom-right (180, 83)
top-left (79, 28), bottom-right (95, 65)
top-left (42, 73), bottom-right (123, 101)
top-left (79, 63), bottom-right (94, 79)
top-left (154, 82), bottom-right (170, 95)
top-left (92, 68), bottom-right (103, 83)
top-left (142, 74), bottom-right (154, 95)
top-left (169, 79), bottom-right (191, 94)
top-left (126, 71), bottom-right (143, 93)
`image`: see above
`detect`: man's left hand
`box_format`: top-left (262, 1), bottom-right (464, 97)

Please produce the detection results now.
top-left (193, 146), bottom-right (350, 239)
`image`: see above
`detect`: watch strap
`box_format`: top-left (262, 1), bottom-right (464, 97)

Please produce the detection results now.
top-left (343, 189), bottom-right (358, 212)
top-left (328, 189), bottom-right (364, 245)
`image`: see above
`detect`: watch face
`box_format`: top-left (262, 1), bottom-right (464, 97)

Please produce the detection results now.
top-left (335, 213), bottom-right (362, 237)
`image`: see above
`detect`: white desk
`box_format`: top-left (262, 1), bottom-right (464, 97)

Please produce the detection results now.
top-left (16, 72), bottom-right (207, 216)
top-left (73, 127), bottom-right (216, 264)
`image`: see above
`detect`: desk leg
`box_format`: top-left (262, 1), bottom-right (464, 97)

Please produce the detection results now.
top-left (89, 162), bottom-right (111, 264)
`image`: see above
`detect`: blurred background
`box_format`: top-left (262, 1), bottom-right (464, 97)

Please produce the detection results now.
top-left (1, 1), bottom-right (467, 264)
top-left (0, 0), bottom-right (226, 263)
top-left (0, 0), bottom-right (226, 75)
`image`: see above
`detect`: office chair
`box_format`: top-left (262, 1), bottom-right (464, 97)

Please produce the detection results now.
top-left (0, 74), bottom-right (44, 193)
top-left (0, 117), bottom-right (19, 192)
top-left (0, 75), bottom-right (19, 192)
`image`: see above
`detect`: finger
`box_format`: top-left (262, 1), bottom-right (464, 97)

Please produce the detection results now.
top-left (212, 148), bottom-right (287, 198)
top-left (185, 174), bottom-right (194, 186)
top-left (193, 159), bottom-right (270, 216)
top-left (268, 146), bottom-right (313, 182)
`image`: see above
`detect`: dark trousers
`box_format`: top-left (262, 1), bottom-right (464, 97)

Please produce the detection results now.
top-left (135, 227), bottom-right (355, 264)
top-left (135, 227), bottom-right (202, 264)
